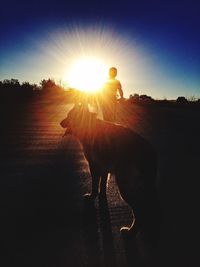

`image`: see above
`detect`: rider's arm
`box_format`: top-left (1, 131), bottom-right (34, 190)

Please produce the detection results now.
top-left (118, 82), bottom-right (123, 99)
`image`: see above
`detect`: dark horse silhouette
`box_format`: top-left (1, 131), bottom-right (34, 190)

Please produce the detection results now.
top-left (60, 103), bottom-right (161, 252)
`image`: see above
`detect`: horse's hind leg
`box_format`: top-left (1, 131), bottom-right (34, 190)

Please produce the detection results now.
top-left (116, 169), bottom-right (160, 248)
top-left (115, 168), bottom-right (140, 234)
top-left (119, 198), bottom-right (141, 238)
top-left (127, 185), bottom-right (160, 249)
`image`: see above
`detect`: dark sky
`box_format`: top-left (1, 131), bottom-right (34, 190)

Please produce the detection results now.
top-left (0, 1), bottom-right (199, 30)
top-left (1, 0), bottom-right (200, 98)
top-left (1, 0), bottom-right (199, 29)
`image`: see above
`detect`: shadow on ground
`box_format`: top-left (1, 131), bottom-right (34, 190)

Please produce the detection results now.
top-left (1, 100), bottom-right (200, 267)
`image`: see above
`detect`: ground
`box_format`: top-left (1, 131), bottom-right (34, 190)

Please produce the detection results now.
top-left (1, 98), bottom-right (200, 267)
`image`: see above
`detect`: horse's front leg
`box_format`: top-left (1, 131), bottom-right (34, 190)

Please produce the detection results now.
top-left (84, 161), bottom-right (101, 201)
top-left (99, 172), bottom-right (109, 199)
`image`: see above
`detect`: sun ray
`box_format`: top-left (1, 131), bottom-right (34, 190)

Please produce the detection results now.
top-left (34, 24), bottom-right (142, 96)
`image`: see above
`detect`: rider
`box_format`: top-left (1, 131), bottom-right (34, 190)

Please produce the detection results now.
top-left (100, 67), bottom-right (124, 122)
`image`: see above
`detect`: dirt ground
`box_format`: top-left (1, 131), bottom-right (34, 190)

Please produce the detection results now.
top-left (1, 98), bottom-right (200, 267)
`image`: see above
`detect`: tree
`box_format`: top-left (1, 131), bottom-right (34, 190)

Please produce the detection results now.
top-left (40, 79), bottom-right (56, 92)
top-left (176, 96), bottom-right (188, 104)
top-left (139, 94), bottom-right (153, 102)
top-left (40, 78), bottom-right (63, 95)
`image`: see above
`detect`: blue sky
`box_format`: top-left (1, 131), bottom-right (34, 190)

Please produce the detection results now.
top-left (0, 0), bottom-right (200, 99)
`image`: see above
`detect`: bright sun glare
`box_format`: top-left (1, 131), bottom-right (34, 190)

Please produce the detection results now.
top-left (65, 57), bottom-right (108, 92)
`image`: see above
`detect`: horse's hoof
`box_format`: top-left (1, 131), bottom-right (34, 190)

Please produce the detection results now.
top-left (83, 193), bottom-right (96, 204)
top-left (120, 227), bottom-right (136, 240)
top-left (120, 226), bottom-right (131, 233)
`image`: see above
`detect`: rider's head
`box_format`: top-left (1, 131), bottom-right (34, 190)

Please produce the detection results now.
top-left (109, 67), bottom-right (117, 78)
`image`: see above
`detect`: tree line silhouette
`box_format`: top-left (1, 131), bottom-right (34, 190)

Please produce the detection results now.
top-left (0, 78), bottom-right (199, 108)
top-left (0, 78), bottom-right (63, 99)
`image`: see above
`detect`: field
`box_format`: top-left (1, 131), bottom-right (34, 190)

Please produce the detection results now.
top-left (1, 97), bottom-right (200, 267)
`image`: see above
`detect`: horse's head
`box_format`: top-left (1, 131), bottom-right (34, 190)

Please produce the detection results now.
top-left (60, 103), bottom-right (97, 139)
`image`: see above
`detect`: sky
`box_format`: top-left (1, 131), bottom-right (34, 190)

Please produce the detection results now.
top-left (0, 0), bottom-right (200, 99)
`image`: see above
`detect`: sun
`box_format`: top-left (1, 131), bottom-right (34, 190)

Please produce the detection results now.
top-left (64, 57), bottom-right (108, 92)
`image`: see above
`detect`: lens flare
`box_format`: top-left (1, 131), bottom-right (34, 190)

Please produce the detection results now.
top-left (64, 57), bottom-right (108, 92)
